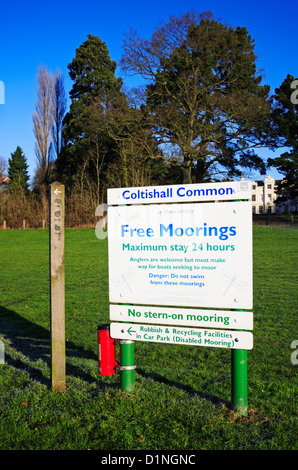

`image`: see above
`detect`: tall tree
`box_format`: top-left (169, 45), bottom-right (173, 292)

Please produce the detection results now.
top-left (8, 146), bottom-right (30, 194)
top-left (51, 70), bottom-right (67, 161)
top-left (32, 65), bottom-right (55, 188)
top-left (268, 74), bottom-right (298, 203)
top-left (57, 34), bottom-right (125, 195)
top-left (102, 100), bottom-right (167, 188)
top-left (120, 10), bottom-right (275, 183)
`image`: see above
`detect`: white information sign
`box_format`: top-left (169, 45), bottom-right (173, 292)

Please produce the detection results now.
top-left (108, 200), bottom-right (252, 309)
top-left (109, 304), bottom-right (253, 330)
top-left (108, 181), bottom-right (251, 205)
top-left (110, 322), bottom-right (253, 350)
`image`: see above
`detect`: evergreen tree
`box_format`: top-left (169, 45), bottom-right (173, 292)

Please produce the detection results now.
top-left (8, 146), bottom-right (30, 194)
top-left (56, 34), bottom-right (125, 192)
top-left (268, 75), bottom-right (298, 203)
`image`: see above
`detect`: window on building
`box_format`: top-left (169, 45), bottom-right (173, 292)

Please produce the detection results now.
top-left (258, 194), bottom-right (264, 202)
top-left (252, 195), bottom-right (256, 201)
top-left (267, 184), bottom-right (272, 189)
top-left (259, 206), bottom-right (264, 213)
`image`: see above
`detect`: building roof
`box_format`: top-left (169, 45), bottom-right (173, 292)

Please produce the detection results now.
top-left (0, 177), bottom-right (10, 184)
top-left (253, 179), bottom-right (283, 187)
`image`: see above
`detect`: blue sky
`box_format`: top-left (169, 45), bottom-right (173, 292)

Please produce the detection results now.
top-left (0, 0), bottom-right (297, 184)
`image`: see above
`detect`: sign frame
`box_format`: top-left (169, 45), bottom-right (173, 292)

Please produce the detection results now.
top-left (106, 181), bottom-right (253, 414)
top-left (108, 200), bottom-right (253, 310)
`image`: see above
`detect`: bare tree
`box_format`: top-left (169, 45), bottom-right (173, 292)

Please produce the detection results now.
top-left (51, 70), bottom-right (67, 161)
top-left (32, 65), bottom-right (55, 188)
top-left (0, 156), bottom-right (7, 177)
top-left (120, 10), bottom-right (274, 183)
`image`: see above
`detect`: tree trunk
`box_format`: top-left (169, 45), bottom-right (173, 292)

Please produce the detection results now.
top-left (182, 163), bottom-right (192, 184)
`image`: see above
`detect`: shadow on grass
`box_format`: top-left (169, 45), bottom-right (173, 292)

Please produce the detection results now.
top-left (136, 368), bottom-right (231, 409)
top-left (0, 305), bottom-right (115, 390)
top-left (1, 305), bottom-right (231, 407)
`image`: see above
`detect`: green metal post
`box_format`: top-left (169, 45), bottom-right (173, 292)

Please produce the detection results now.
top-left (120, 340), bottom-right (135, 392)
top-left (231, 348), bottom-right (248, 416)
top-left (231, 200), bottom-right (250, 416)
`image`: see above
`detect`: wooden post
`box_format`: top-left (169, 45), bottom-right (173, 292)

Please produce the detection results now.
top-left (23, 219), bottom-right (26, 229)
top-left (3, 220), bottom-right (6, 230)
top-left (49, 182), bottom-right (66, 391)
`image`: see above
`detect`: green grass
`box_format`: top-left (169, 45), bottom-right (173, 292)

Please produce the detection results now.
top-left (0, 226), bottom-right (297, 450)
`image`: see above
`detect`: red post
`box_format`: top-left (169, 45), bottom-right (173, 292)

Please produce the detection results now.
top-left (98, 324), bottom-right (117, 376)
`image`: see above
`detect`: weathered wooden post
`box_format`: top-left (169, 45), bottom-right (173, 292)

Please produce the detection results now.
top-left (49, 182), bottom-right (66, 391)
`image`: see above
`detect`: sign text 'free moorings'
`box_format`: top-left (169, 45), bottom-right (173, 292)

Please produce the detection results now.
top-left (108, 182), bottom-right (253, 310)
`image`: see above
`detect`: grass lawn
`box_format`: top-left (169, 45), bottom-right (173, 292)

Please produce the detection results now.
top-left (0, 225), bottom-right (297, 450)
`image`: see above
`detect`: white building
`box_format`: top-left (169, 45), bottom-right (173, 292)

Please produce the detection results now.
top-left (245, 175), bottom-right (297, 214)
top-left (250, 175), bottom-right (280, 214)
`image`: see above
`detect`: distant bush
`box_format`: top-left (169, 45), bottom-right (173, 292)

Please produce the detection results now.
top-left (0, 186), bottom-right (97, 229)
